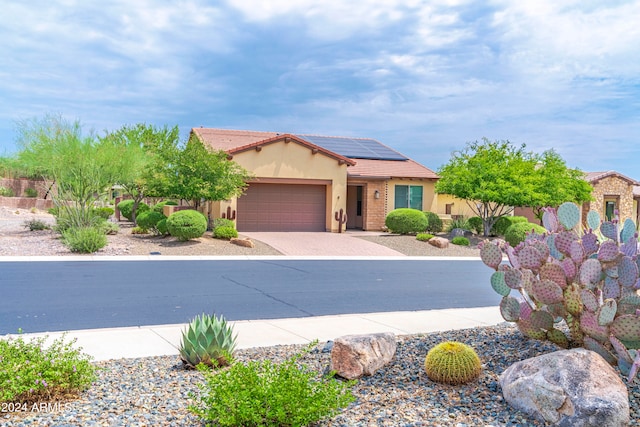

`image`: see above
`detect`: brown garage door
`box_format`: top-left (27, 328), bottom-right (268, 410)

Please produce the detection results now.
top-left (237, 183), bottom-right (326, 232)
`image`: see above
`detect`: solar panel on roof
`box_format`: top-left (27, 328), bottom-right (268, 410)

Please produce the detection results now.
top-left (296, 135), bottom-right (408, 161)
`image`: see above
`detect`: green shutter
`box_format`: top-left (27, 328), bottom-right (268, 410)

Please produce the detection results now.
top-left (409, 186), bottom-right (423, 210)
top-left (395, 185), bottom-right (408, 208)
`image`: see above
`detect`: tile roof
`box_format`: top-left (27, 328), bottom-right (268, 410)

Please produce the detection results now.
top-left (584, 170), bottom-right (640, 185)
top-left (347, 158), bottom-right (439, 179)
top-left (191, 127), bottom-right (438, 180)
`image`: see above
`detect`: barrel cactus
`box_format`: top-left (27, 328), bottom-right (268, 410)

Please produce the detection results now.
top-left (481, 202), bottom-right (640, 381)
top-left (424, 341), bottom-right (482, 385)
top-left (179, 313), bottom-right (237, 368)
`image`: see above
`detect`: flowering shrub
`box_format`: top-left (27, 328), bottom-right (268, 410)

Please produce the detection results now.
top-left (0, 334), bottom-right (96, 404)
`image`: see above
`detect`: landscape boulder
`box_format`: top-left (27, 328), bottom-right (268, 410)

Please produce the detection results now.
top-left (230, 237), bottom-right (255, 248)
top-left (428, 236), bottom-right (449, 248)
top-left (330, 332), bottom-right (396, 379)
top-left (449, 228), bottom-right (472, 238)
top-left (500, 348), bottom-right (629, 426)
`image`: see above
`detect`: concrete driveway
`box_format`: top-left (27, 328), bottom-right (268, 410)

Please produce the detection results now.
top-left (240, 231), bottom-right (406, 257)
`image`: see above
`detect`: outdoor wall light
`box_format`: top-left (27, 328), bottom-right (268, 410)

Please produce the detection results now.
top-left (374, 190), bottom-right (380, 199)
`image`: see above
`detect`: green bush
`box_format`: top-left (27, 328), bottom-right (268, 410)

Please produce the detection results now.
top-left (212, 218), bottom-right (235, 230)
top-left (504, 222), bottom-right (547, 247)
top-left (416, 233), bottom-right (434, 241)
top-left (117, 200), bottom-right (149, 221)
top-left (451, 236), bottom-right (470, 246)
top-left (423, 211), bottom-right (443, 233)
top-left (53, 207), bottom-right (102, 234)
top-left (167, 210), bottom-right (207, 241)
top-left (92, 207), bottom-right (114, 219)
top-left (213, 226), bottom-right (238, 240)
top-left (23, 219), bottom-right (50, 231)
top-left (152, 200), bottom-right (178, 214)
top-left (189, 342), bottom-right (355, 427)
top-left (385, 208), bottom-right (428, 234)
top-left (446, 216), bottom-right (470, 233)
top-left (61, 227), bottom-right (108, 253)
top-left (131, 226), bottom-right (149, 234)
top-left (136, 211), bottom-right (167, 235)
top-left (0, 334), bottom-right (96, 404)
top-left (0, 186), bottom-right (15, 197)
top-left (156, 218), bottom-right (169, 236)
top-left (24, 187), bottom-right (38, 198)
top-left (491, 216), bottom-right (528, 236)
top-left (467, 217), bottom-right (483, 234)
top-left (95, 219), bottom-right (119, 235)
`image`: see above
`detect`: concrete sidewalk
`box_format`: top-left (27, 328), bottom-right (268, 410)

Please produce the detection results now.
top-left (6, 307), bottom-right (504, 361)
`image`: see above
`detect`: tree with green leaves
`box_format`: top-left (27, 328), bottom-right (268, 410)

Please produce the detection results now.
top-left (529, 149), bottom-right (593, 221)
top-left (16, 114), bottom-right (122, 228)
top-left (147, 136), bottom-right (252, 208)
top-left (436, 138), bottom-right (591, 237)
top-left (98, 124), bottom-right (180, 224)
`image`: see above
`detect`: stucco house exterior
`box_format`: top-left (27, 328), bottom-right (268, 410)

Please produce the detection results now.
top-left (191, 128), bottom-right (439, 232)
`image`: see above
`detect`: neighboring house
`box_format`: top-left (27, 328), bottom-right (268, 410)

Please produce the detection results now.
top-left (191, 128), bottom-right (439, 232)
top-left (582, 171), bottom-right (640, 226)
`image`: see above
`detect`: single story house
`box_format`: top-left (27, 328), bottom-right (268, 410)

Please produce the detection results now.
top-left (191, 128), bottom-right (439, 232)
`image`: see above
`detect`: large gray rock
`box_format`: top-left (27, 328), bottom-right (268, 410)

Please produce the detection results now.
top-left (428, 236), bottom-right (449, 248)
top-left (330, 332), bottom-right (396, 379)
top-left (500, 348), bottom-right (629, 426)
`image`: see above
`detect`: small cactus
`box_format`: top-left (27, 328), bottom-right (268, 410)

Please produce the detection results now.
top-left (424, 341), bottom-right (481, 385)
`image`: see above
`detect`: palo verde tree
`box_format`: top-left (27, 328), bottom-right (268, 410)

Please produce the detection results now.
top-left (16, 114), bottom-right (122, 227)
top-left (436, 138), bottom-right (590, 237)
top-left (98, 124), bottom-right (180, 224)
top-left (146, 134), bottom-right (252, 208)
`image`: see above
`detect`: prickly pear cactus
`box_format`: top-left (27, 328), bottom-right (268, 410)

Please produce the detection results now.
top-left (481, 204), bottom-right (640, 382)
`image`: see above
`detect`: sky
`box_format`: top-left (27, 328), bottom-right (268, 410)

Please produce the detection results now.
top-left (1, 1), bottom-right (639, 177)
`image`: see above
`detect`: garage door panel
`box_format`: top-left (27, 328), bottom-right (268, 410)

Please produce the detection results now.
top-left (237, 183), bottom-right (326, 232)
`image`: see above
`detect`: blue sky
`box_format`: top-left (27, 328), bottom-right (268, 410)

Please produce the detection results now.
top-left (1, 1), bottom-right (639, 177)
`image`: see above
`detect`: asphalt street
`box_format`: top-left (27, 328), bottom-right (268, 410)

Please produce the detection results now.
top-left (0, 259), bottom-right (499, 334)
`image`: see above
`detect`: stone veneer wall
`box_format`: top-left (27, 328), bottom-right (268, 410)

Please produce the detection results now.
top-left (348, 179), bottom-right (387, 231)
top-left (584, 176), bottom-right (635, 224)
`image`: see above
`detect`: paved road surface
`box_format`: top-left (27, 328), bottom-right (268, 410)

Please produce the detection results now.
top-left (0, 259), bottom-right (498, 334)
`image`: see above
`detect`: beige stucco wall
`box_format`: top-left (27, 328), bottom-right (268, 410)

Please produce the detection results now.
top-left (584, 176), bottom-right (636, 225)
top-left (385, 179), bottom-right (437, 214)
top-left (434, 194), bottom-right (480, 218)
top-left (212, 141), bottom-right (348, 232)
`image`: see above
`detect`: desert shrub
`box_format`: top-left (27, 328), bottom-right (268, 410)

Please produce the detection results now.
top-left (416, 233), bottom-right (434, 241)
top-left (61, 226), bottom-right (108, 253)
top-left (156, 218), bottom-right (169, 236)
top-left (136, 211), bottom-right (167, 235)
top-left (95, 219), bottom-right (119, 235)
top-left (47, 207), bottom-right (59, 216)
top-left (446, 216), bottom-right (470, 233)
top-left (423, 211), bottom-right (443, 233)
top-left (451, 236), bottom-right (470, 246)
top-left (53, 207), bottom-right (102, 234)
top-left (24, 187), bottom-right (38, 198)
top-left (167, 210), bottom-right (207, 241)
top-left (189, 342), bottom-right (355, 427)
top-left (467, 217), bottom-right (483, 234)
top-left (131, 226), bottom-right (149, 234)
top-left (0, 186), bottom-right (15, 197)
top-left (212, 218), bottom-right (235, 230)
top-left (117, 200), bottom-right (149, 221)
top-left (504, 222), bottom-right (547, 247)
top-left (385, 208), bottom-right (428, 234)
top-left (0, 334), bottom-right (96, 404)
top-left (152, 200), bottom-right (178, 214)
top-left (92, 207), bottom-right (114, 219)
top-left (213, 226), bottom-right (238, 240)
top-left (490, 215), bottom-right (528, 236)
top-left (23, 219), bottom-right (50, 231)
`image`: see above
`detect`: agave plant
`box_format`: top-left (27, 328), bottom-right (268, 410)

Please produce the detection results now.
top-left (481, 202), bottom-right (640, 381)
top-left (179, 313), bottom-right (238, 368)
